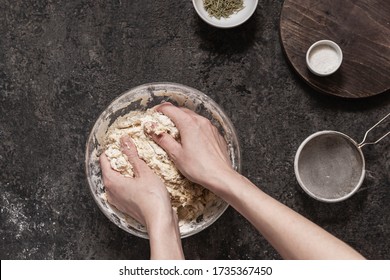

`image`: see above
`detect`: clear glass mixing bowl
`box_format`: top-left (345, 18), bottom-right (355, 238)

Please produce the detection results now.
top-left (85, 82), bottom-right (241, 238)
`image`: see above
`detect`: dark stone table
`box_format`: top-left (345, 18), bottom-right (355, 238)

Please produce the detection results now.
top-left (1, 0), bottom-right (389, 260)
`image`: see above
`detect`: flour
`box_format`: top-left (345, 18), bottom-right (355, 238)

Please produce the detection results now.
top-left (1, 191), bottom-right (29, 240)
top-left (308, 45), bottom-right (340, 74)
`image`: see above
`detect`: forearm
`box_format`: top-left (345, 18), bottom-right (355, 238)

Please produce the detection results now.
top-left (208, 170), bottom-right (365, 260)
top-left (147, 210), bottom-right (184, 260)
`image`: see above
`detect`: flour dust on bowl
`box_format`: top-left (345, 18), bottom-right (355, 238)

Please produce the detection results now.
top-left (85, 82), bottom-right (241, 238)
top-left (294, 113), bottom-right (389, 202)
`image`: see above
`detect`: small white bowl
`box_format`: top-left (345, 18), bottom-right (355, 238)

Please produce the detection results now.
top-left (306, 40), bottom-right (343, 76)
top-left (192, 0), bottom-right (258, 29)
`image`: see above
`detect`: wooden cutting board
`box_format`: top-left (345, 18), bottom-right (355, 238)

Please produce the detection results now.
top-left (280, 0), bottom-right (390, 98)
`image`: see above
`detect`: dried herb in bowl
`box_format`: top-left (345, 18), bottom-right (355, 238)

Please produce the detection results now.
top-left (203, 0), bottom-right (244, 19)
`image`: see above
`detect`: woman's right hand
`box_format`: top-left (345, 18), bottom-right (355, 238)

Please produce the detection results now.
top-left (147, 103), bottom-right (235, 191)
top-left (146, 104), bottom-right (365, 260)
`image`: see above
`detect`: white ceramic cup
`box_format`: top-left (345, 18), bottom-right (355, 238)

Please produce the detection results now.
top-left (306, 40), bottom-right (343, 76)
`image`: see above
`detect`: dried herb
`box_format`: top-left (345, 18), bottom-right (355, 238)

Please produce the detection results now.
top-left (203, 0), bottom-right (244, 19)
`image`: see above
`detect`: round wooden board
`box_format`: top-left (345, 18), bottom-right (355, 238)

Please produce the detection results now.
top-left (280, 0), bottom-right (390, 98)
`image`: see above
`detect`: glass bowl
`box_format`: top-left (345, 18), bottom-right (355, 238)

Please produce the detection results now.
top-left (85, 82), bottom-right (241, 238)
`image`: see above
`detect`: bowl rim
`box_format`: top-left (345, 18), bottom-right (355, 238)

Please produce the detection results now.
top-left (85, 82), bottom-right (242, 238)
top-left (192, 0), bottom-right (258, 29)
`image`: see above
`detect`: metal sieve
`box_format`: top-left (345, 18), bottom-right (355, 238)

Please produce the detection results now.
top-left (294, 113), bottom-right (389, 202)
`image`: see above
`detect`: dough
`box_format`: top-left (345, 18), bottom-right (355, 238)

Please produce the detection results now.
top-left (104, 109), bottom-right (216, 221)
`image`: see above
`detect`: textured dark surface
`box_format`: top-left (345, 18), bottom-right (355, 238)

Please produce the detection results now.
top-left (0, 0), bottom-right (389, 260)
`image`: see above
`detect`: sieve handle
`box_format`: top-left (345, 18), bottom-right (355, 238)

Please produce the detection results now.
top-left (359, 112), bottom-right (390, 148)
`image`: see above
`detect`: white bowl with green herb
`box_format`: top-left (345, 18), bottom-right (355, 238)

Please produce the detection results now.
top-left (193, 0), bottom-right (258, 28)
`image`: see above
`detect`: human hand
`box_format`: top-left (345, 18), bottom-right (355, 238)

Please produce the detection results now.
top-left (100, 135), bottom-right (184, 259)
top-left (99, 135), bottom-right (173, 227)
top-left (147, 103), bottom-right (234, 191)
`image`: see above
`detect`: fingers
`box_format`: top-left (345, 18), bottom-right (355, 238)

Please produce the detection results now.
top-left (99, 155), bottom-right (114, 199)
top-left (148, 130), bottom-right (182, 161)
top-left (154, 103), bottom-right (193, 130)
top-left (155, 103), bottom-right (214, 130)
top-left (99, 153), bottom-right (121, 189)
top-left (144, 119), bottom-right (183, 160)
top-left (120, 136), bottom-right (148, 177)
top-left (100, 153), bottom-right (115, 176)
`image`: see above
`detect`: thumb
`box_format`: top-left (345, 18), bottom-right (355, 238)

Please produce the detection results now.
top-left (145, 122), bottom-right (182, 161)
top-left (120, 136), bottom-right (148, 177)
top-left (99, 153), bottom-right (113, 175)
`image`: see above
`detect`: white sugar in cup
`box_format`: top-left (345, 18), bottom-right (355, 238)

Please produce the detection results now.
top-left (306, 40), bottom-right (343, 76)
